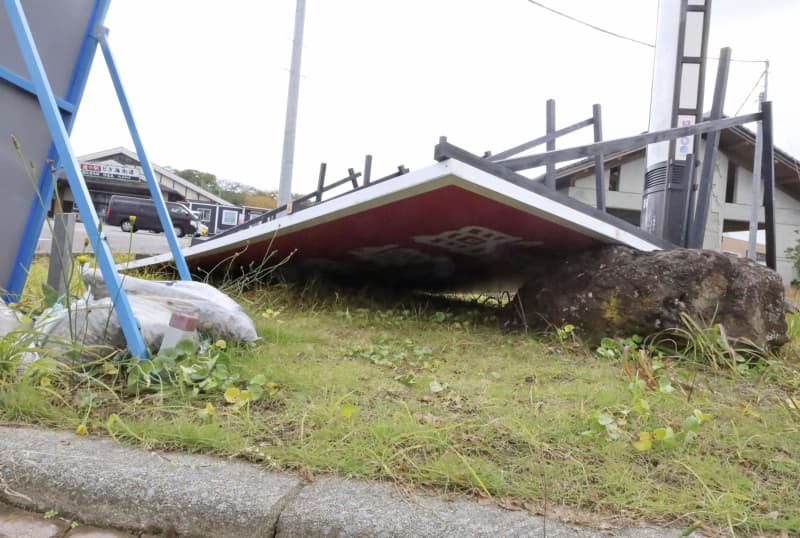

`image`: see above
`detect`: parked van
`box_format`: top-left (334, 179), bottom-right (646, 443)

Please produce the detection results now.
top-left (105, 195), bottom-right (199, 237)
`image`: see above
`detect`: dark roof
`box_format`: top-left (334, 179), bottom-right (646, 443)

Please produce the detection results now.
top-left (719, 124), bottom-right (800, 199)
top-left (78, 147), bottom-right (231, 205)
top-left (58, 175), bottom-right (181, 198)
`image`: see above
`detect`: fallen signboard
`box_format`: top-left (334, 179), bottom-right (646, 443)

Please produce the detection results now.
top-left (123, 156), bottom-right (669, 290)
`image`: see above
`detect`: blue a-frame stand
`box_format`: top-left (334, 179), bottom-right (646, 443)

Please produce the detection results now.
top-left (2, 0), bottom-right (192, 359)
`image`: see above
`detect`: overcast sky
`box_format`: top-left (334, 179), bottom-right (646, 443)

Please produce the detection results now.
top-left (70, 0), bottom-right (800, 196)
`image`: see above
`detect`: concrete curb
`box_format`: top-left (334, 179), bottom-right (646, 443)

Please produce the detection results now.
top-left (0, 426), bottom-right (300, 537)
top-left (277, 476), bottom-right (590, 537)
top-left (0, 426), bottom-right (700, 537)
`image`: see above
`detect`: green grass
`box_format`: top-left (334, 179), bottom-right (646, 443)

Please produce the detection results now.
top-left (2, 260), bottom-right (799, 536)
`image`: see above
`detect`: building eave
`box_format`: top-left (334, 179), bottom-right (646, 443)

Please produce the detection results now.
top-left (78, 147), bottom-right (233, 206)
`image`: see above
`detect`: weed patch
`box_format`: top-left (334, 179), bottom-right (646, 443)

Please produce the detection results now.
top-left (1, 274), bottom-right (799, 535)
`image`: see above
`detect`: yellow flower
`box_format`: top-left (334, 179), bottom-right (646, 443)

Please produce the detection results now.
top-left (224, 387), bottom-right (241, 403)
top-left (632, 431), bottom-right (652, 451)
top-left (129, 215), bottom-right (137, 223)
top-left (76, 255), bottom-right (89, 265)
top-left (75, 424), bottom-right (88, 436)
top-left (214, 339), bottom-right (227, 350)
top-left (196, 402), bottom-right (216, 420)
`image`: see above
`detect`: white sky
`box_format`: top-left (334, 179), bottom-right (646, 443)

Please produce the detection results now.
top-left (70, 0), bottom-right (800, 197)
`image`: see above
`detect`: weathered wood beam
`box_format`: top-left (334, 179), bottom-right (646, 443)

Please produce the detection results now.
top-left (495, 112), bottom-right (761, 171)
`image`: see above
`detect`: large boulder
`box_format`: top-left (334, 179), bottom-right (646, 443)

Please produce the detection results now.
top-left (509, 246), bottom-right (787, 350)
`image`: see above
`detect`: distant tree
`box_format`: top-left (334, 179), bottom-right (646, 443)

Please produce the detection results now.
top-left (243, 193), bottom-right (277, 209)
top-left (214, 179), bottom-right (250, 206)
top-left (175, 168), bottom-right (277, 208)
top-left (291, 192), bottom-right (314, 210)
top-left (221, 191), bottom-right (246, 206)
top-left (217, 179), bottom-right (251, 193)
top-left (175, 169), bottom-right (218, 191)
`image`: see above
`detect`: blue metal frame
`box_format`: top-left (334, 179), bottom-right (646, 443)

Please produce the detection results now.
top-left (4, 0), bottom-right (111, 303)
top-left (4, 0), bottom-right (147, 358)
top-left (96, 28), bottom-right (191, 281)
top-left (0, 65), bottom-right (75, 113)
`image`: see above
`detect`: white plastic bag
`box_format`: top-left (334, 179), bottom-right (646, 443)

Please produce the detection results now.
top-left (34, 295), bottom-right (174, 361)
top-left (82, 270), bottom-right (258, 342)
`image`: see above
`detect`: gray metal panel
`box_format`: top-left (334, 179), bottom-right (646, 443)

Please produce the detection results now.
top-left (0, 0), bottom-right (95, 289)
top-left (0, 83), bottom-right (49, 284)
top-left (0, 0), bottom-right (94, 98)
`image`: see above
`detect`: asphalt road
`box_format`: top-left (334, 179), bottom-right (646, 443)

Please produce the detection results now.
top-left (36, 219), bottom-right (193, 256)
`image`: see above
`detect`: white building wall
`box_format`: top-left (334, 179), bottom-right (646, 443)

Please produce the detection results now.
top-left (566, 147), bottom-right (800, 284)
top-left (709, 154), bottom-right (800, 283)
top-left (568, 157), bottom-right (647, 211)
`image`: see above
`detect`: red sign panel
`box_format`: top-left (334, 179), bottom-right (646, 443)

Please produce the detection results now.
top-left (189, 185), bottom-right (605, 288)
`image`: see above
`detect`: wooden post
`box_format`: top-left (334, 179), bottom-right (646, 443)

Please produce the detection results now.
top-left (688, 47), bottom-right (731, 249)
top-left (315, 162), bottom-right (327, 203)
top-left (761, 100), bottom-right (776, 270)
top-left (592, 104), bottom-right (606, 211)
top-left (545, 99), bottom-right (556, 189)
top-left (364, 154), bottom-right (372, 186)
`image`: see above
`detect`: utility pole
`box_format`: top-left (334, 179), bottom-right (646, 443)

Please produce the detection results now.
top-left (278, 0), bottom-right (306, 208)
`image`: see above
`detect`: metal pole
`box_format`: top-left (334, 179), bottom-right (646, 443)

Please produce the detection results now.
top-left (545, 99), bottom-right (556, 189)
top-left (277, 0), bottom-right (307, 207)
top-left (47, 212), bottom-right (76, 298)
top-left (761, 100), bottom-right (777, 270)
top-left (748, 92), bottom-right (765, 260)
top-left (592, 104), bottom-right (605, 211)
top-left (96, 28), bottom-right (191, 281)
top-left (688, 47), bottom-right (731, 249)
top-left (4, 0), bottom-right (148, 358)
